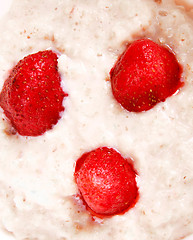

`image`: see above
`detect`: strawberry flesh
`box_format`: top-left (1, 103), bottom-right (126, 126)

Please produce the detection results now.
top-left (110, 39), bottom-right (182, 112)
top-left (74, 147), bottom-right (138, 216)
top-left (0, 50), bottom-right (67, 136)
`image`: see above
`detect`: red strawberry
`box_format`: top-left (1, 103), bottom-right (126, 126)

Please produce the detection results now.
top-left (74, 147), bottom-right (138, 216)
top-left (110, 39), bottom-right (182, 112)
top-left (0, 50), bottom-right (67, 136)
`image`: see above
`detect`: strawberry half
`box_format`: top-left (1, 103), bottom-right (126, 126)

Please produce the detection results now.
top-left (0, 50), bottom-right (67, 136)
top-left (74, 147), bottom-right (138, 216)
top-left (110, 39), bottom-right (182, 112)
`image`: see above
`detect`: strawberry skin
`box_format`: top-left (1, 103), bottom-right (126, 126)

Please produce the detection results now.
top-left (110, 39), bottom-right (182, 112)
top-left (74, 147), bottom-right (138, 216)
top-left (0, 50), bottom-right (67, 136)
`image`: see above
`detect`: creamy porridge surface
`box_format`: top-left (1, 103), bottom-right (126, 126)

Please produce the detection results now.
top-left (0, 0), bottom-right (193, 240)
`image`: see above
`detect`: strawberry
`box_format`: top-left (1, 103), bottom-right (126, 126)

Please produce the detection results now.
top-left (110, 39), bottom-right (182, 112)
top-left (74, 147), bottom-right (138, 216)
top-left (0, 50), bottom-right (67, 136)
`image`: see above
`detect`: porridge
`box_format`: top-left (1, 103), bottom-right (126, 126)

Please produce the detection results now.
top-left (0, 0), bottom-right (193, 240)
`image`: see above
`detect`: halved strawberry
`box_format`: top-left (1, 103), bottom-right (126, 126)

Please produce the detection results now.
top-left (74, 147), bottom-right (138, 216)
top-left (110, 39), bottom-right (182, 112)
top-left (0, 50), bottom-right (67, 136)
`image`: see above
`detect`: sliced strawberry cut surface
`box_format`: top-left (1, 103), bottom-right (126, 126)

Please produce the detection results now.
top-left (0, 50), bottom-right (67, 136)
top-left (74, 147), bottom-right (138, 216)
top-left (110, 39), bottom-right (183, 112)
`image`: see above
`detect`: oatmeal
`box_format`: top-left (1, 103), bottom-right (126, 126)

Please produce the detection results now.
top-left (0, 0), bottom-right (193, 240)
